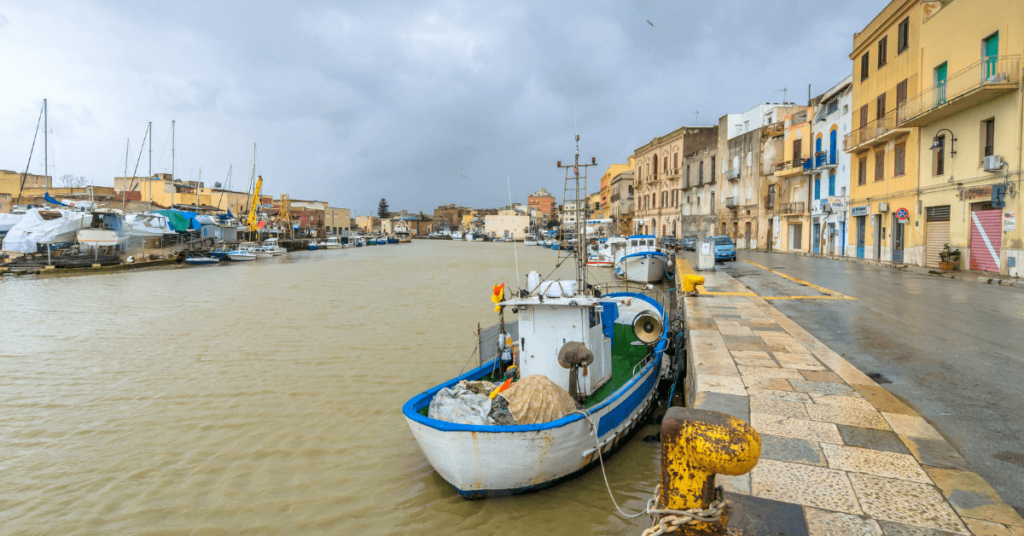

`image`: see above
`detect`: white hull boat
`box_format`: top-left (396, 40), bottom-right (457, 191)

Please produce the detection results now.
top-left (614, 236), bottom-right (671, 283)
top-left (228, 250), bottom-right (256, 261)
top-left (451, 231), bottom-right (463, 240)
top-left (323, 237), bottom-right (343, 249)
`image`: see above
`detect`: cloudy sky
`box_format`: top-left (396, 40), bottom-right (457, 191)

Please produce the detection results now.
top-left (0, 1), bottom-right (888, 216)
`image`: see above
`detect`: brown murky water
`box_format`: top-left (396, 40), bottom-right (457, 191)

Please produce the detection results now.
top-left (0, 241), bottom-right (663, 535)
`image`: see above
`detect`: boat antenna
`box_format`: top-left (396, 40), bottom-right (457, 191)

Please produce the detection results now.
top-left (556, 135), bottom-right (597, 290)
top-left (506, 173), bottom-right (521, 290)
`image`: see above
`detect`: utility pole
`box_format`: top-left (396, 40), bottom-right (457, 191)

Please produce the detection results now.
top-left (556, 134), bottom-right (598, 288)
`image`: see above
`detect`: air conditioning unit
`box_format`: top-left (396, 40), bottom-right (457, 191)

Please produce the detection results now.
top-left (984, 155), bottom-right (1004, 172)
top-left (878, 202), bottom-right (889, 213)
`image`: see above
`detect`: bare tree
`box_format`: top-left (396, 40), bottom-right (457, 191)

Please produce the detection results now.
top-left (59, 174), bottom-right (88, 188)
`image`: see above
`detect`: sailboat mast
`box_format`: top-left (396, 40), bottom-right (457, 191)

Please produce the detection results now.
top-left (148, 121), bottom-right (152, 212)
top-left (171, 119), bottom-right (175, 209)
top-left (123, 139), bottom-right (129, 210)
top-left (43, 98), bottom-right (48, 194)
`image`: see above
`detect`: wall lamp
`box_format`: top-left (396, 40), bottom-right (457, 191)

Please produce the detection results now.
top-left (930, 128), bottom-right (957, 157)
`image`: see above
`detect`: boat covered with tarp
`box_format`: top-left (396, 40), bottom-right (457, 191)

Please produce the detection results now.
top-left (1, 208), bottom-right (90, 253)
top-left (126, 213), bottom-right (177, 237)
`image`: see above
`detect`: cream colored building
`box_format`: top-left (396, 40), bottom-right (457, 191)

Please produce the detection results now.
top-left (634, 126), bottom-right (718, 238)
top-left (324, 207), bottom-right (351, 236)
top-left (0, 170), bottom-right (51, 199)
top-left (484, 210), bottom-right (530, 241)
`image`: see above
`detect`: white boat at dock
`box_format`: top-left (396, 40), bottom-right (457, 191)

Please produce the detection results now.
top-left (451, 230), bottom-right (463, 240)
top-left (322, 236), bottom-right (343, 249)
top-left (586, 237), bottom-right (626, 267)
top-left (262, 238), bottom-right (287, 256)
top-left (613, 235), bottom-right (672, 283)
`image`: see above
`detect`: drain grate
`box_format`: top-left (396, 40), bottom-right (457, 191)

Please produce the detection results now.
top-left (866, 372), bottom-right (891, 384)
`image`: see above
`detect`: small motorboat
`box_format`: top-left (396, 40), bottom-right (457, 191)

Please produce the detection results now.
top-left (227, 249), bottom-right (256, 261)
top-left (323, 237), bottom-right (343, 249)
top-left (308, 241), bottom-right (320, 250)
top-left (263, 238), bottom-right (287, 256)
top-left (184, 251), bottom-right (219, 266)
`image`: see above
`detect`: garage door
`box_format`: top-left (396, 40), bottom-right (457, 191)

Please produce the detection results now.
top-left (970, 209), bottom-right (1002, 272)
top-left (925, 206), bottom-right (950, 268)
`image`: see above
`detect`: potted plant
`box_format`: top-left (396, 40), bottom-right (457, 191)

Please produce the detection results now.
top-left (938, 244), bottom-right (960, 271)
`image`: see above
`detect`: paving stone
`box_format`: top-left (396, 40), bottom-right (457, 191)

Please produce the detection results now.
top-left (688, 322), bottom-right (719, 331)
top-left (801, 370), bottom-right (845, 383)
top-left (782, 363), bottom-right (829, 371)
top-left (812, 394), bottom-right (879, 412)
top-left (750, 459), bottom-right (862, 514)
top-left (923, 466), bottom-right (1024, 528)
top-left (697, 374), bottom-right (747, 397)
top-left (774, 351), bottom-right (819, 363)
top-left (791, 379), bottom-right (862, 397)
top-left (728, 342), bottom-right (773, 352)
top-left (717, 472), bottom-right (750, 495)
top-left (731, 350), bottom-right (772, 359)
top-left (750, 396), bottom-right (810, 419)
top-left (751, 413), bottom-right (843, 444)
top-left (853, 384), bottom-right (917, 415)
top-left (760, 433), bottom-right (827, 466)
top-left (805, 507), bottom-right (883, 535)
top-left (724, 493), bottom-right (810, 535)
top-left (876, 519), bottom-right (962, 536)
top-left (739, 365), bottom-right (806, 380)
top-left (899, 435), bottom-right (969, 470)
top-left (720, 325), bottom-right (756, 337)
top-left (807, 404), bottom-right (893, 431)
top-left (821, 444), bottom-right (930, 483)
top-left (743, 376), bottom-right (798, 391)
top-left (724, 335), bottom-right (768, 347)
top-left (694, 391), bottom-right (750, 425)
top-left (746, 388), bottom-right (811, 403)
top-left (883, 414), bottom-right (944, 440)
top-left (848, 472), bottom-right (969, 534)
top-left (962, 519), bottom-right (1016, 536)
top-left (838, 425), bottom-right (911, 455)
top-left (735, 357), bottom-right (781, 368)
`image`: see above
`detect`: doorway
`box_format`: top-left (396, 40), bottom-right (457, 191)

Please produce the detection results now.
top-left (891, 214), bottom-right (904, 263)
top-left (856, 216), bottom-right (866, 258)
top-left (788, 223), bottom-right (803, 251)
top-left (744, 222), bottom-right (752, 249)
top-left (872, 215), bottom-right (882, 260)
top-left (812, 223), bottom-right (821, 254)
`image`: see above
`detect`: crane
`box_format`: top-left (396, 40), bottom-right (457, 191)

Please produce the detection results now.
top-left (247, 175), bottom-right (263, 232)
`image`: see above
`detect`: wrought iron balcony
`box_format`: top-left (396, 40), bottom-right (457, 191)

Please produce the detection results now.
top-left (778, 202), bottom-right (806, 214)
top-left (774, 158), bottom-right (806, 178)
top-left (844, 109), bottom-right (900, 152)
top-left (899, 55), bottom-right (1021, 127)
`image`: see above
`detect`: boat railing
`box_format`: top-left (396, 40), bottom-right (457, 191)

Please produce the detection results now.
top-left (632, 349), bottom-right (656, 377)
top-left (591, 280), bottom-right (669, 314)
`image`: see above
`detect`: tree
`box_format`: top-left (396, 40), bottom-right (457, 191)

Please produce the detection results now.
top-left (59, 174), bottom-right (88, 188)
top-left (377, 198), bottom-right (389, 218)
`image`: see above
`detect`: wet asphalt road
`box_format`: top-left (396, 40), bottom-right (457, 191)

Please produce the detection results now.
top-left (680, 249), bottom-right (1024, 515)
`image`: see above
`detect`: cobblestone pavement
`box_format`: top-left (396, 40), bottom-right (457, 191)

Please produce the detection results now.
top-left (682, 267), bottom-right (1024, 536)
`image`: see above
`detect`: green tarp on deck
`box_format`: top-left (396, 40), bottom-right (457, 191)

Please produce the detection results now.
top-left (153, 210), bottom-right (190, 232)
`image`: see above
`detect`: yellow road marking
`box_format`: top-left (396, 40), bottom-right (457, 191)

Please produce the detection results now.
top-left (762, 296), bottom-right (853, 301)
top-left (742, 260), bottom-right (856, 300)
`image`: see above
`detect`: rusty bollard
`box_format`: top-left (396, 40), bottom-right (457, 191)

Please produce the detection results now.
top-left (658, 407), bottom-right (761, 534)
top-left (682, 274), bottom-right (705, 294)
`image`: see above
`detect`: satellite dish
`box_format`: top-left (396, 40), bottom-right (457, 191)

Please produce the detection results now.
top-left (632, 312), bottom-right (663, 346)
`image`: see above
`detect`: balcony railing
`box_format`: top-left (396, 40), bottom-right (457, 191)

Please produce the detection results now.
top-left (844, 109), bottom-right (898, 151)
top-left (775, 158), bottom-right (806, 174)
top-left (899, 55), bottom-right (1021, 125)
top-left (725, 168), bottom-right (740, 180)
top-left (812, 151), bottom-right (838, 169)
top-left (725, 197), bottom-right (739, 208)
top-left (778, 202), bottom-right (805, 214)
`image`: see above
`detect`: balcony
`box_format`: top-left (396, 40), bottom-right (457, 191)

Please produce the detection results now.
top-left (778, 202), bottom-right (806, 215)
top-left (899, 55), bottom-right (1021, 127)
top-left (725, 197), bottom-right (739, 208)
top-left (774, 158), bottom-right (806, 178)
top-left (725, 168), bottom-right (740, 180)
top-left (844, 109), bottom-right (906, 152)
top-left (810, 150), bottom-right (838, 169)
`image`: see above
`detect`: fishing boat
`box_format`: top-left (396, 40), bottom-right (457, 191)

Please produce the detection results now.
top-left (586, 237), bottom-right (626, 267)
top-left (451, 230), bottom-right (463, 240)
top-left (243, 242), bottom-right (274, 259)
top-left (403, 136), bottom-right (672, 499)
top-left (76, 208), bottom-right (131, 250)
top-left (523, 234), bottom-right (538, 246)
top-left (323, 236), bottom-right (343, 249)
top-left (307, 241), bottom-right (320, 250)
top-left (613, 235), bottom-right (673, 283)
top-left (375, 236), bottom-right (388, 245)
top-left (387, 236), bottom-right (399, 244)
top-left (263, 238), bottom-right (287, 256)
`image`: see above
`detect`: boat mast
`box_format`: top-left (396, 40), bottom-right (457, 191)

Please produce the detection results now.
top-left (123, 139), bottom-right (129, 211)
top-left (43, 98), bottom-right (47, 195)
top-left (556, 135), bottom-right (597, 290)
top-left (148, 121), bottom-right (152, 212)
top-left (171, 119), bottom-right (175, 209)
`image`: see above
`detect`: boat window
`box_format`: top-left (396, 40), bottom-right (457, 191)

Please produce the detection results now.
top-left (631, 240), bottom-right (638, 247)
top-left (589, 307), bottom-right (599, 328)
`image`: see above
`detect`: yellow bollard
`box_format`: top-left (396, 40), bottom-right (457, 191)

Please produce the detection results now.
top-left (682, 274), bottom-right (705, 293)
top-left (658, 407), bottom-right (761, 534)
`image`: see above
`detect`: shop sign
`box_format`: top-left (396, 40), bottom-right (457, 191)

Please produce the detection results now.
top-left (896, 207), bottom-right (909, 223)
top-left (827, 197), bottom-right (846, 210)
top-left (851, 205), bottom-right (869, 217)
top-left (1005, 212), bottom-right (1016, 232)
top-left (959, 185), bottom-right (992, 201)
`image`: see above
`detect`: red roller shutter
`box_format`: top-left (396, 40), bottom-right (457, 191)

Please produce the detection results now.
top-left (970, 209), bottom-right (1002, 273)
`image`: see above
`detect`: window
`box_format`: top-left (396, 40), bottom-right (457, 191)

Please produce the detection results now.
top-left (895, 142), bottom-right (906, 177)
top-left (896, 80), bottom-right (908, 112)
top-left (875, 150), bottom-right (885, 181)
top-left (710, 157), bottom-right (716, 180)
top-left (897, 17), bottom-right (909, 53)
top-left (983, 118), bottom-right (995, 157)
top-left (861, 53), bottom-right (870, 81)
top-left (860, 104), bottom-right (869, 128)
top-left (814, 177), bottom-right (821, 200)
top-left (878, 36), bottom-right (888, 68)
top-left (686, 164), bottom-right (691, 187)
top-left (793, 139), bottom-right (802, 162)
top-left (858, 156), bottom-right (868, 185)
top-left (934, 136), bottom-right (945, 175)
top-left (828, 172), bottom-right (836, 196)
top-left (876, 93), bottom-right (886, 120)
top-left (698, 162), bottom-right (704, 184)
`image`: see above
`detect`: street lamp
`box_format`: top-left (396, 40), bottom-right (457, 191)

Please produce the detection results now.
top-left (930, 128), bottom-right (957, 156)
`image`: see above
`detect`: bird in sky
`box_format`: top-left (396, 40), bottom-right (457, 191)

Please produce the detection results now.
top-left (647, 20), bottom-right (654, 26)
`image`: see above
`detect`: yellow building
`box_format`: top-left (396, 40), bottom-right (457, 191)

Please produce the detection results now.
top-left (597, 162), bottom-right (631, 221)
top-left (846, 0), bottom-right (923, 263)
top-left (903, 0), bottom-right (1023, 275)
top-left (770, 108), bottom-right (814, 251)
top-left (0, 170), bottom-right (51, 199)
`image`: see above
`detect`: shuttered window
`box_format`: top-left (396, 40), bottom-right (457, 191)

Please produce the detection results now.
top-left (860, 104), bottom-right (869, 128)
top-left (878, 36), bottom-right (888, 68)
top-left (875, 150), bottom-right (885, 181)
top-left (858, 156), bottom-right (868, 185)
top-left (984, 119), bottom-right (995, 157)
top-left (896, 80), bottom-right (907, 111)
top-left (898, 17), bottom-right (909, 53)
top-left (861, 53), bottom-right (870, 81)
top-left (877, 93), bottom-right (886, 120)
top-left (894, 143), bottom-right (906, 177)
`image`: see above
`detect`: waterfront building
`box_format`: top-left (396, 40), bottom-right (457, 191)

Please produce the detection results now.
top-left (679, 146), bottom-right (719, 239)
top-left (527, 188), bottom-right (557, 220)
top-left (484, 210), bottom-right (530, 240)
top-left (809, 76), bottom-right (854, 256)
top-left (715, 103), bottom-right (804, 248)
top-left (586, 192), bottom-right (602, 220)
top-left (433, 204), bottom-right (471, 232)
top-left (0, 170), bottom-right (51, 199)
top-left (633, 126), bottom-right (718, 238)
top-left (355, 215), bottom-right (379, 233)
top-left (596, 162), bottom-right (631, 222)
top-left (846, 0), bottom-right (923, 262)
top-left (324, 207), bottom-right (351, 237)
top-left (608, 165), bottom-right (634, 236)
top-left (904, 0), bottom-right (1023, 275)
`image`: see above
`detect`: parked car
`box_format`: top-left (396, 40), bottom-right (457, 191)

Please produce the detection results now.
top-left (711, 235), bottom-right (736, 262)
top-left (659, 235), bottom-right (677, 250)
top-left (680, 237), bottom-right (697, 251)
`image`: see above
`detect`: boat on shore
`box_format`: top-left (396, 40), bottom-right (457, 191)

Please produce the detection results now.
top-left (523, 234), bottom-right (538, 246)
top-left (451, 230), bottom-right (463, 240)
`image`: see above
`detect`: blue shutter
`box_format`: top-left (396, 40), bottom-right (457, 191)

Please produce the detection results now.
top-left (814, 178), bottom-right (821, 200)
top-left (828, 173), bottom-right (836, 196)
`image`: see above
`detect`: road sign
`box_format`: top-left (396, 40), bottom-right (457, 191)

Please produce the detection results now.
top-left (896, 208), bottom-right (909, 222)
